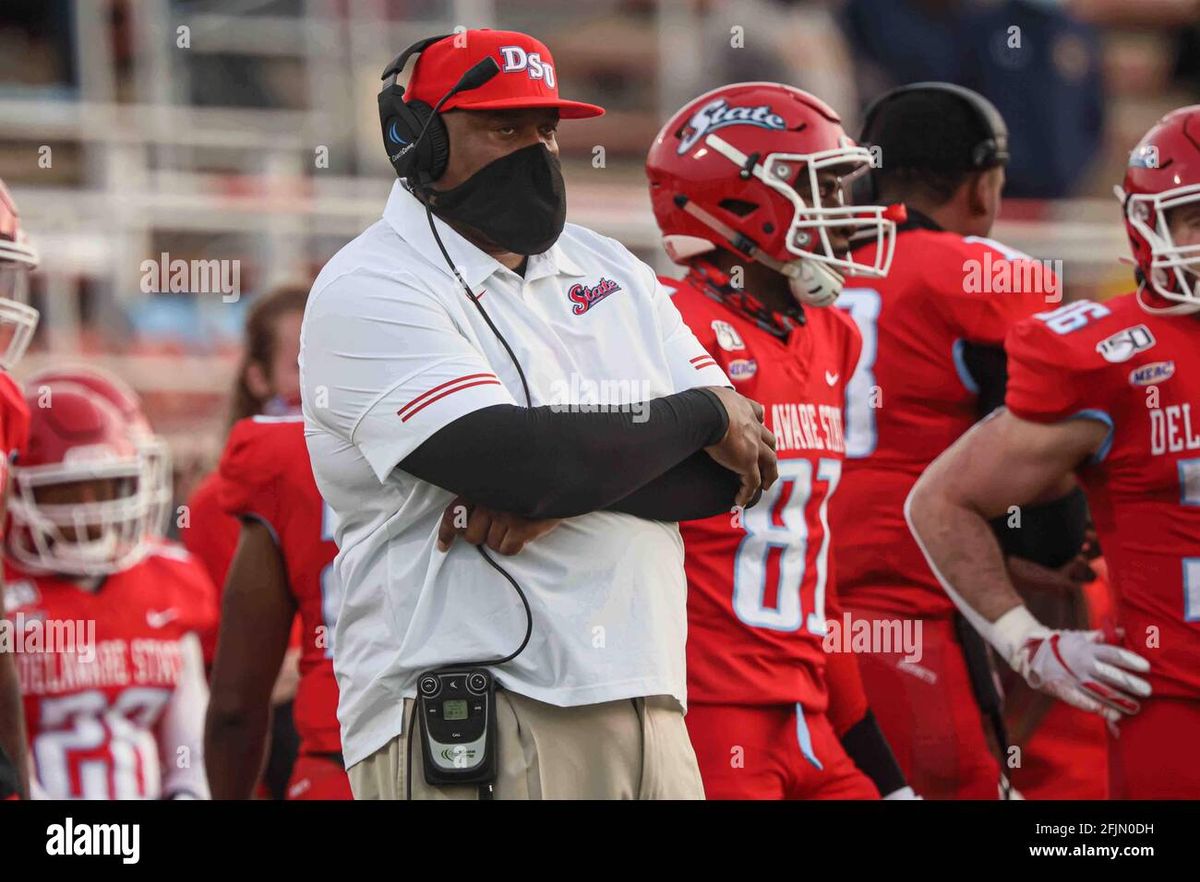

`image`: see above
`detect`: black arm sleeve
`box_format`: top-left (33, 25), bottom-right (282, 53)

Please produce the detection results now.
top-left (400, 388), bottom-right (729, 519)
top-left (959, 340), bottom-right (1008, 418)
top-left (839, 710), bottom-right (907, 797)
top-left (605, 451), bottom-right (741, 522)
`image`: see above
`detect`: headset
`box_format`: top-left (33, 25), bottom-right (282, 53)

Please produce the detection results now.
top-left (378, 36), bottom-right (534, 800)
top-left (855, 82), bottom-right (1009, 204)
top-left (377, 35), bottom-right (501, 186)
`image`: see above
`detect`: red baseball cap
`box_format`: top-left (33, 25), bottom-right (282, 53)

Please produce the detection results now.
top-left (406, 29), bottom-right (604, 120)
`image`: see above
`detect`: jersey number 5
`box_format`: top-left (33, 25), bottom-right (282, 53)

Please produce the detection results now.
top-left (733, 457), bottom-right (841, 634)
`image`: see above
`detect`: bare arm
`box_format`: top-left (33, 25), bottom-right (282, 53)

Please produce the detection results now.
top-left (906, 409), bottom-right (1103, 624)
top-left (907, 409), bottom-right (1150, 720)
top-left (204, 520), bottom-right (296, 799)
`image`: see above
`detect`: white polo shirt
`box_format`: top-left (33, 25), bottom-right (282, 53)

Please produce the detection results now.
top-left (300, 181), bottom-right (730, 767)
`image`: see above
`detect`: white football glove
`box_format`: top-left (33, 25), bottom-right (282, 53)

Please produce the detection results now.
top-left (882, 786), bottom-right (922, 800)
top-left (998, 610), bottom-right (1152, 723)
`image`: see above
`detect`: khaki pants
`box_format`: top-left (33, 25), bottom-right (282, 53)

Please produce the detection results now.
top-left (348, 691), bottom-right (705, 800)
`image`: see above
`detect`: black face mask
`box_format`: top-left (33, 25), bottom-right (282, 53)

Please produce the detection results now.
top-left (420, 143), bottom-right (567, 256)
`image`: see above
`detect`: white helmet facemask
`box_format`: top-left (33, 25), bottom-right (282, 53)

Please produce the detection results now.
top-left (1123, 182), bottom-right (1200, 315)
top-left (7, 452), bottom-right (153, 577)
top-left (701, 133), bottom-right (898, 305)
top-left (0, 233), bottom-right (41, 370)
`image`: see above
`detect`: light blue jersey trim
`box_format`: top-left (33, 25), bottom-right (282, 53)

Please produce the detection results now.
top-left (795, 704), bottom-right (823, 771)
top-left (1069, 408), bottom-right (1114, 463)
top-left (951, 339), bottom-right (980, 395)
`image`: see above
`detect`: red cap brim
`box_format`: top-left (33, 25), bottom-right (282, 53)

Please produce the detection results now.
top-left (446, 94), bottom-right (605, 119)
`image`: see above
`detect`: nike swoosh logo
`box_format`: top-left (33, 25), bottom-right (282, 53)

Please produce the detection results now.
top-left (825, 371), bottom-right (839, 386)
top-left (146, 609), bottom-right (179, 628)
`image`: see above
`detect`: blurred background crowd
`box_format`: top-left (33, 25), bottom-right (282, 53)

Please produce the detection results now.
top-left (0, 0), bottom-right (1197, 520)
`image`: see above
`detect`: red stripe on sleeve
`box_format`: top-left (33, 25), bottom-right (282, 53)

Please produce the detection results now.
top-left (398, 378), bottom-right (503, 422)
top-left (397, 372), bottom-right (498, 420)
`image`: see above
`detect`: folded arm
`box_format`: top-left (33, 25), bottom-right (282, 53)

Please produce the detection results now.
top-left (402, 389), bottom-right (732, 520)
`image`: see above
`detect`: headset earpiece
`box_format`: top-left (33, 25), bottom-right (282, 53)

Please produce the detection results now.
top-left (405, 100), bottom-right (450, 184)
top-left (378, 34), bottom-right (453, 185)
top-left (379, 94), bottom-right (450, 184)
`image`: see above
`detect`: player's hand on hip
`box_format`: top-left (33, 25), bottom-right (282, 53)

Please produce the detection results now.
top-left (437, 496), bottom-right (561, 555)
top-left (702, 387), bottom-right (778, 508)
top-left (1009, 627), bottom-right (1152, 724)
top-left (1005, 554), bottom-right (1095, 597)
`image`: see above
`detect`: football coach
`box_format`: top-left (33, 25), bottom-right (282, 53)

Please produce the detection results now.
top-left (299, 29), bottom-right (777, 800)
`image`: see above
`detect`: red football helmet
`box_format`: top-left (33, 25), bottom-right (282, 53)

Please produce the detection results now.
top-left (6, 382), bottom-right (153, 576)
top-left (0, 178), bottom-right (40, 369)
top-left (646, 82), bottom-right (901, 307)
top-left (1118, 105), bottom-right (1200, 314)
top-left (25, 365), bottom-right (172, 538)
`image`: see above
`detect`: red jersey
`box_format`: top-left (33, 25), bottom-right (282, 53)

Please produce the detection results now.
top-left (832, 225), bottom-right (1053, 618)
top-left (180, 470), bottom-right (238, 665)
top-left (216, 415), bottom-right (341, 755)
top-left (665, 272), bottom-right (862, 709)
top-left (0, 371), bottom-right (29, 529)
top-left (4, 543), bottom-right (217, 799)
top-left (1005, 292), bottom-right (1200, 700)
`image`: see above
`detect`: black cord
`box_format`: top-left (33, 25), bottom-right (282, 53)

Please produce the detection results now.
top-left (472, 545), bottom-right (534, 665)
top-left (424, 204), bottom-right (536, 668)
top-left (406, 698), bottom-right (415, 800)
top-left (425, 206), bottom-right (533, 408)
top-left (403, 207), bottom-right (538, 800)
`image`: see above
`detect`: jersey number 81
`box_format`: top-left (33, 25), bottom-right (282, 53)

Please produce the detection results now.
top-left (733, 457), bottom-right (841, 634)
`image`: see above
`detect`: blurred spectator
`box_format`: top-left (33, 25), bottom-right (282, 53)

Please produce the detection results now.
top-left (692, 0), bottom-right (859, 122)
top-left (841, 0), bottom-right (1105, 198)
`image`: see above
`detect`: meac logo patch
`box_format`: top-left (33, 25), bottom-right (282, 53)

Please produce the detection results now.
top-left (498, 46), bottom-right (555, 89)
top-left (677, 99), bottom-right (786, 155)
top-left (1129, 360), bottom-right (1174, 386)
top-left (727, 358), bottom-right (757, 380)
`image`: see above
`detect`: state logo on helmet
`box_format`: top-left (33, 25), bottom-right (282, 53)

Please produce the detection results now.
top-left (7, 383), bottom-right (154, 577)
top-left (26, 365), bottom-right (173, 540)
top-left (646, 82), bottom-right (902, 307)
top-left (1117, 105), bottom-right (1200, 314)
top-left (0, 178), bottom-right (41, 369)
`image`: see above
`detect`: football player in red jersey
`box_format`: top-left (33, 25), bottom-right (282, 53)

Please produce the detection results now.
top-left (907, 106), bottom-right (1200, 799)
top-left (0, 178), bottom-right (41, 799)
top-left (181, 284), bottom-right (308, 661)
top-left (646, 83), bottom-right (916, 799)
top-left (204, 413), bottom-right (350, 800)
top-left (829, 84), bottom-right (1083, 799)
top-left (181, 285), bottom-right (308, 798)
top-left (26, 365), bottom-right (174, 541)
top-left (4, 381), bottom-right (216, 799)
